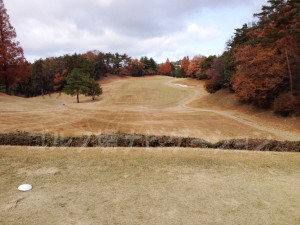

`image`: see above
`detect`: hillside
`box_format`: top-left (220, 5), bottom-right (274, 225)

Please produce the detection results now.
top-left (0, 76), bottom-right (299, 142)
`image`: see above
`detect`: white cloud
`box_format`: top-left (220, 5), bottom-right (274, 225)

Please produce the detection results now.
top-left (187, 24), bottom-right (221, 40)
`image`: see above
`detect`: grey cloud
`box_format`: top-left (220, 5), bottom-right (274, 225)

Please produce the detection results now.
top-left (4, 0), bottom-right (268, 62)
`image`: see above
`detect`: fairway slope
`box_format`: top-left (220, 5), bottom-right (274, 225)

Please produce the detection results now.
top-left (0, 76), bottom-right (299, 142)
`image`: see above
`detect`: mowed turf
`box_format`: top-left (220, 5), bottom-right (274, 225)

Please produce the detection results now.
top-left (0, 75), bottom-right (299, 142)
top-left (0, 146), bottom-right (299, 225)
top-left (109, 77), bottom-right (189, 107)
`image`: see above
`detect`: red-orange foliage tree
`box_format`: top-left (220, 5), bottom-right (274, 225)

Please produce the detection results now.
top-left (233, 43), bottom-right (288, 107)
top-left (187, 55), bottom-right (205, 78)
top-left (159, 58), bottom-right (172, 76)
top-left (127, 59), bottom-right (145, 77)
top-left (274, 92), bottom-right (298, 116)
top-left (81, 51), bottom-right (98, 61)
top-left (232, 0), bottom-right (300, 109)
top-left (254, 0), bottom-right (300, 96)
top-left (54, 69), bottom-right (68, 91)
top-left (180, 56), bottom-right (190, 77)
top-left (158, 58), bottom-right (172, 76)
top-left (0, 0), bottom-right (30, 92)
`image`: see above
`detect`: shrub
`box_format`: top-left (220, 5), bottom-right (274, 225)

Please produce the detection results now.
top-left (175, 68), bottom-right (184, 78)
top-left (197, 71), bottom-right (208, 80)
top-left (274, 93), bottom-right (298, 116)
top-left (204, 79), bottom-right (222, 93)
top-left (1, 132), bottom-right (299, 152)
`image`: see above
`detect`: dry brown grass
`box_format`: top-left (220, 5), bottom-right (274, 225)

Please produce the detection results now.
top-left (0, 146), bottom-right (299, 225)
top-left (0, 75), bottom-right (299, 142)
top-left (182, 79), bottom-right (300, 136)
top-left (1, 76), bottom-right (299, 224)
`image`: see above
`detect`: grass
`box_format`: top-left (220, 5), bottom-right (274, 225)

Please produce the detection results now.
top-left (1, 77), bottom-right (299, 224)
top-left (0, 75), bottom-right (299, 142)
top-left (188, 88), bottom-right (241, 109)
top-left (110, 77), bottom-right (189, 108)
top-left (0, 146), bottom-right (299, 225)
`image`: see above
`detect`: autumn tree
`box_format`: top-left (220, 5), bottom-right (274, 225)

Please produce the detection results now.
top-left (254, 0), bottom-right (300, 96)
top-left (230, 0), bottom-right (300, 109)
top-left (158, 58), bottom-right (172, 76)
top-left (127, 59), bottom-right (145, 77)
top-left (81, 50), bottom-right (98, 61)
top-left (63, 68), bottom-right (90, 103)
top-left (274, 92), bottom-right (298, 116)
top-left (198, 55), bottom-right (216, 80)
top-left (54, 69), bottom-right (68, 92)
top-left (232, 44), bottom-right (288, 107)
top-left (187, 55), bottom-right (205, 78)
top-left (0, 0), bottom-right (30, 92)
top-left (205, 56), bottom-right (225, 93)
top-left (180, 56), bottom-right (190, 77)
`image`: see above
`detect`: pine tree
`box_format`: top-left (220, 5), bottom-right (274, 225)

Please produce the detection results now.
top-left (85, 79), bottom-right (102, 101)
top-left (63, 68), bottom-right (90, 103)
top-left (149, 58), bottom-right (157, 71)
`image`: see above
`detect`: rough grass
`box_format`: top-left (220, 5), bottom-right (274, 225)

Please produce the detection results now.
top-left (0, 146), bottom-right (299, 225)
top-left (188, 88), bottom-right (241, 109)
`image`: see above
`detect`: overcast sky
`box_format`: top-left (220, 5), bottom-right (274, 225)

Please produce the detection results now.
top-left (5, 0), bottom-right (268, 63)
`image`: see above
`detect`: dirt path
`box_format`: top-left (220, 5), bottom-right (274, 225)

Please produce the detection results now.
top-left (167, 79), bottom-right (300, 140)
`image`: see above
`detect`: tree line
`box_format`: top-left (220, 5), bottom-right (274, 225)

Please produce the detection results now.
top-left (172, 0), bottom-right (299, 116)
top-left (16, 51), bottom-right (158, 98)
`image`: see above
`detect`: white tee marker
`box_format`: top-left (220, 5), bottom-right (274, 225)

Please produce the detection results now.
top-left (18, 184), bottom-right (32, 192)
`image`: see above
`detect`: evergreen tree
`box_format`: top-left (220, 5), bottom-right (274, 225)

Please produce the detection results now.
top-left (85, 79), bottom-right (102, 101)
top-left (63, 68), bottom-right (90, 103)
top-left (149, 58), bottom-right (157, 71)
top-left (175, 68), bottom-right (184, 78)
top-left (81, 58), bottom-right (96, 79)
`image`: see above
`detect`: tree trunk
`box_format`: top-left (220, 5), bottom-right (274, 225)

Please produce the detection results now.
top-left (4, 75), bottom-right (9, 93)
top-left (3, 64), bottom-right (8, 93)
top-left (92, 96), bottom-right (95, 101)
top-left (77, 90), bottom-right (79, 103)
top-left (285, 47), bottom-right (293, 96)
top-left (284, 27), bottom-right (293, 96)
